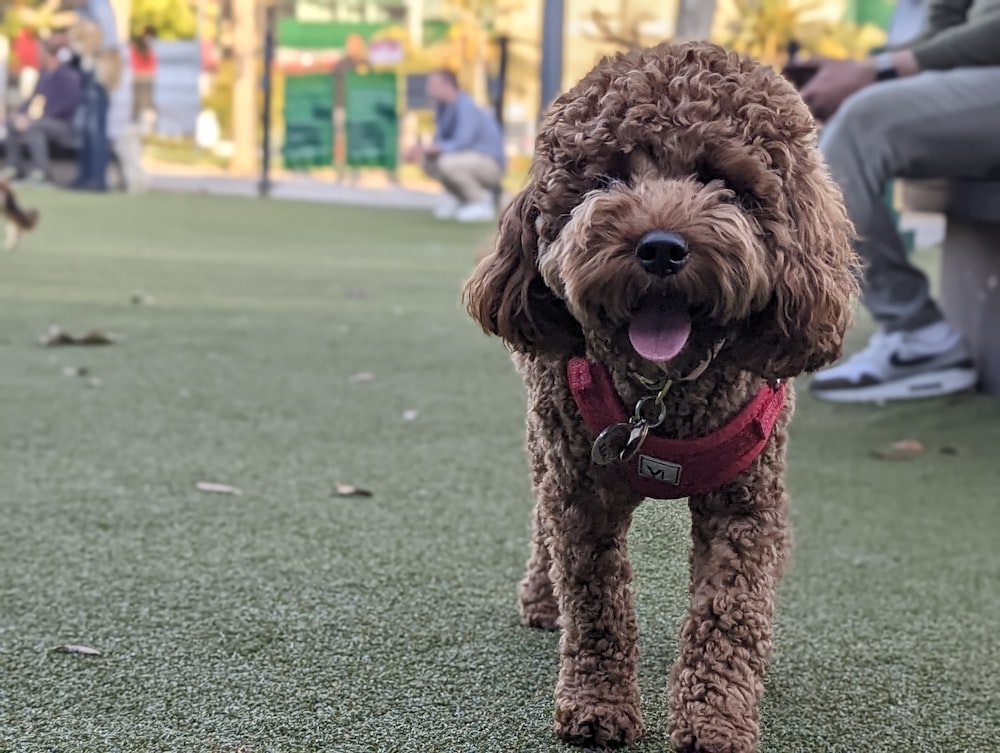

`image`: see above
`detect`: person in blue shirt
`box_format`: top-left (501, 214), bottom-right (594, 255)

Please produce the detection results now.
top-left (403, 70), bottom-right (505, 223)
top-left (68, 0), bottom-right (120, 192)
top-left (4, 41), bottom-right (83, 183)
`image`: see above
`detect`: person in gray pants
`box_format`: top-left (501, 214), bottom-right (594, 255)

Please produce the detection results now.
top-left (4, 41), bottom-right (83, 183)
top-left (794, 0), bottom-right (1000, 403)
top-left (403, 70), bottom-right (506, 223)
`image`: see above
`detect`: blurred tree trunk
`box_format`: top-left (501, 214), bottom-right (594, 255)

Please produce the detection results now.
top-left (674, 0), bottom-right (716, 41)
top-left (110, 0), bottom-right (130, 43)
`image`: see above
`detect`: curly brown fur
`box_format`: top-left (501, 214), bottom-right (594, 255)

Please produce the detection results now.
top-left (464, 42), bottom-right (858, 752)
top-left (1, 180), bottom-right (40, 250)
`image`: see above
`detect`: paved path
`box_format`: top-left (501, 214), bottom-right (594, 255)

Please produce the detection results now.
top-left (147, 170), bottom-right (947, 247)
top-left (147, 172), bottom-right (445, 210)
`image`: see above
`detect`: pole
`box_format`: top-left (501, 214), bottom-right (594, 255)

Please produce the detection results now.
top-left (259, 3), bottom-right (276, 198)
top-left (494, 34), bottom-right (508, 130)
top-left (408, 0), bottom-right (423, 48)
top-left (109, 0), bottom-right (131, 44)
top-left (232, 0), bottom-right (258, 174)
top-left (539, 0), bottom-right (564, 118)
top-left (673, 0), bottom-right (717, 41)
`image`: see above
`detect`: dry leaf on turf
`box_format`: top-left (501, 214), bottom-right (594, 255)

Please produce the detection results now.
top-left (335, 485), bottom-right (373, 498)
top-left (871, 439), bottom-right (926, 461)
top-left (77, 330), bottom-right (117, 345)
top-left (40, 326), bottom-right (116, 347)
top-left (53, 644), bottom-right (102, 656)
top-left (41, 326), bottom-right (78, 346)
top-left (349, 372), bottom-right (375, 383)
top-left (196, 482), bottom-right (243, 496)
top-left (62, 366), bottom-right (89, 377)
top-left (402, 409), bottom-right (419, 422)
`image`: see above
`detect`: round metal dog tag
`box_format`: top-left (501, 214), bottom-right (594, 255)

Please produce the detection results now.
top-left (591, 422), bottom-right (632, 466)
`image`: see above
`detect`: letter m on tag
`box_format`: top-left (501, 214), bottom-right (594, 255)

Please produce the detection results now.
top-left (637, 455), bottom-right (682, 485)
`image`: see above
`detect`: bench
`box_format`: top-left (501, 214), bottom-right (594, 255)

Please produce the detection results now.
top-left (904, 177), bottom-right (1000, 396)
top-left (0, 140), bottom-right (126, 191)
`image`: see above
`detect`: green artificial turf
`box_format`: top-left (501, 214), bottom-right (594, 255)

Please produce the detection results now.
top-left (1, 190), bottom-right (998, 753)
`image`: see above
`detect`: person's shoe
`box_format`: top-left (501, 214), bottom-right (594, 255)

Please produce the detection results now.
top-left (810, 322), bottom-right (978, 403)
top-left (432, 198), bottom-right (459, 220)
top-left (25, 169), bottom-right (46, 184)
top-left (454, 201), bottom-right (496, 223)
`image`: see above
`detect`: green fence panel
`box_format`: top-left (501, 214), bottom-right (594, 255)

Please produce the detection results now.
top-left (282, 73), bottom-right (334, 169)
top-left (845, 0), bottom-right (897, 29)
top-left (277, 20), bottom-right (451, 49)
top-left (344, 71), bottom-right (398, 169)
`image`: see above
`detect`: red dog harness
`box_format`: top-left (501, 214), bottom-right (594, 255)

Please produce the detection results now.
top-left (567, 358), bottom-right (786, 499)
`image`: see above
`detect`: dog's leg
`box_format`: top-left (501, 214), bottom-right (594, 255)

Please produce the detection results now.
top-left (518, 500), bottom-right (559, 630)
top-left (547, 492), bottom-right (644, 748)
top-left (668, 434), bottom-right (790, 753)
top-left (519, 370), bottom-right (643, 746)
top-left (4, 221), bottom-right (18, 251)
top-left (518, 416), bottom-right (560, 630)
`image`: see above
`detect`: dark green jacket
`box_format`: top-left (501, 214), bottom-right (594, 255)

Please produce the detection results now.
top-left (902, 0), bottom-right (1000, 68)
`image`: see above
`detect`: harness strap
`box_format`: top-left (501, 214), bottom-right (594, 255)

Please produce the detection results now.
top-left (567, 357), bottom-right (785, 499)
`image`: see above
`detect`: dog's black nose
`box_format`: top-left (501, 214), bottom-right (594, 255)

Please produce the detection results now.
top-left (635, 231), bottom-right (689, 276)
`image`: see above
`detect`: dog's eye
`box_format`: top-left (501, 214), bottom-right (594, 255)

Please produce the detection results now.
top-left (702, 176), bottom-right (737, 201)
top-left (703, 175), bottom-right (757, 209)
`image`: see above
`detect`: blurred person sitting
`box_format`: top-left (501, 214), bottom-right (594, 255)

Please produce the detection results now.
top-left (403, 70), bottom-right (505, 223)
top-left (4, 40), bottom-right (83, 184)
top-left (791, 0), bottom-right (1000, 403)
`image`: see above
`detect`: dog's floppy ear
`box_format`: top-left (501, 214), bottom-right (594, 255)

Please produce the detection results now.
top-left (738, 152), bottom-right (861, 381)
top-left (463, 186), bottom-right (582, 356)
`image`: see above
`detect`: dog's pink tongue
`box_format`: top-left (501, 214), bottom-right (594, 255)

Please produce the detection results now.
top-left (628, 298), bottom-right (691, 363)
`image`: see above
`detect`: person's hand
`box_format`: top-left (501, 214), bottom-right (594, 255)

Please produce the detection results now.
top-left (12, 113), bottom-right (29, 133)
top-left (402, 144), bottom-right (423, 164)
top-left (800, 58), bottom-right (876, 122)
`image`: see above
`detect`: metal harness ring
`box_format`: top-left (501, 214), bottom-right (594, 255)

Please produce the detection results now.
top-left (634, 396), bottom-right (668, 428)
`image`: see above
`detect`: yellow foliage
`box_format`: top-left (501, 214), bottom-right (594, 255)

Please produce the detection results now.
top-left (813, 22), bottom-right (888, 59)
top-left (15, 0), bottom-right (77, 38)
top-left (369, 20), bottom-right (491, 80)
top-left (365, 5), bottom-right (498, 98)
top-left (713, 0), bottom-right (887, 67)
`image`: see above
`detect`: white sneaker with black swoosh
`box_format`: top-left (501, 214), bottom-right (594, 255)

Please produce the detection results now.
top-left (810, 322), bottom-right (978, 403)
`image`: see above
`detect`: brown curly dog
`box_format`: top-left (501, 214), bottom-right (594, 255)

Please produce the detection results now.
top-left (463, 42), bottom-right (859, 752)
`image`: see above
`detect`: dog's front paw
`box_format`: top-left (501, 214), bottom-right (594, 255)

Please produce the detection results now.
top-left (669, 708), bottom-right (756, 753)
top-left (519, 598), bottom-right (559, 630)
top-left (554, 700), bottom-right (644, 748)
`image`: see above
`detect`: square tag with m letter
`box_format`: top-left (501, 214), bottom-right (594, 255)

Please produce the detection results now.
top-left (637, 455), bottom-right (682, 485)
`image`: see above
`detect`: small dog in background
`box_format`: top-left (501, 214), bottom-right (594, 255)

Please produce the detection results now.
top-left (1, 180), bottom-right (40, 250)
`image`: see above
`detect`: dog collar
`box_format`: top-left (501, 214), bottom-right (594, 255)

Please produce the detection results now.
top-left (567, 357), bottom-right (785, 500)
